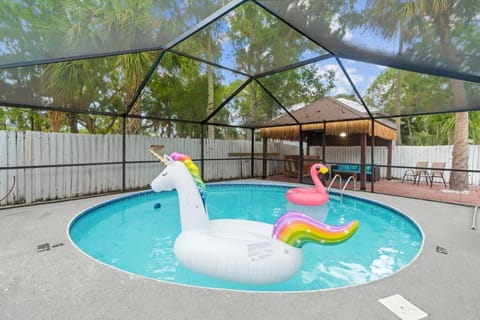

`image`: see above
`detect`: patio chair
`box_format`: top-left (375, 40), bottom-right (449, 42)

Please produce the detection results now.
top-left (284, 156), bottom-right (300, 180)
top-left (429, 162), bottom-right (447, 188)
top-left (284, 157), bottom-right (294, 179)
top-left (284, 156), bottom-right (310, 181)
top-left (402, 161), bottom-right (430, 184)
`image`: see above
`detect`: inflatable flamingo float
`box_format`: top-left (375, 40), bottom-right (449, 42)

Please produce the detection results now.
top-left (286, 163), bottom-right (329, 206)
top-left (150, 148), bottom-right (358, 284)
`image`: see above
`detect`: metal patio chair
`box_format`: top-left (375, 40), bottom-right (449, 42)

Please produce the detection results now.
top-left (402, 161), bottom-right (430, 184)
top-left (429, 162), bottom-right (447, 188)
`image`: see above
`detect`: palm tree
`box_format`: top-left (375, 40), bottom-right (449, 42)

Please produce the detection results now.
top-left (362, 0), bottom-right (472, 191)
top-left (176, 1), bottom-right (225, 139)
top-left (43, 59), bottom-right (101, 133)
top-left (43, 0), bottom-right (161, 134)
top-left (93, 0), bottom-right (161, 134)
top-left (430, 4), bottom-right (469, 190)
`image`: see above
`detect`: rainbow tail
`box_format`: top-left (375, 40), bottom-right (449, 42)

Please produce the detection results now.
top-left (272, 212), bottom-right (359, 248)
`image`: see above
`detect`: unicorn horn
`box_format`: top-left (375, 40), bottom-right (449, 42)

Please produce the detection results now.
top-left (150, 145), bottom-right (169, 166)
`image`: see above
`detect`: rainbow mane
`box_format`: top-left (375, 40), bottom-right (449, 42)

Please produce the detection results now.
top-left (272, 212), bottom-right (359, 248)
top-left (169, 152), bottom-right (207, 207)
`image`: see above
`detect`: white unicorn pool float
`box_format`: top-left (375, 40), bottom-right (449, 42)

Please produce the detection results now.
top-left (150, 147), bottom-right (359, 285)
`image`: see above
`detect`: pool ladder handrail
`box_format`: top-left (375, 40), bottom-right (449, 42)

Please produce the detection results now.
top-left (341, 175), bottom-right (357, 200)
top-left (327, 174), bottom-right (342, 191)
top-left (328, 174), bottom-right (357, 201)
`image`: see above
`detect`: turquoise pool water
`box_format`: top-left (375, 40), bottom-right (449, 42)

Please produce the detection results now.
top-left (69, 184), bottom-right (423, 292)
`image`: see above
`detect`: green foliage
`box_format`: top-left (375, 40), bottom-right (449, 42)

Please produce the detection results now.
top-left (399, 111), bottom-right (480, 146)
top-left (0, 107), bottom-right (48, 131)
top-left (364, 68), bottom-right (480, 145)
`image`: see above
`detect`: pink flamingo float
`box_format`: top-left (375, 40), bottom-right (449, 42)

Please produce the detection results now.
top-left (286, 163), bottom-right (329, 206)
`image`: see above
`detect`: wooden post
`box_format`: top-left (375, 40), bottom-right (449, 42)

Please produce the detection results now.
top-left (322, 121), bottom-right (326, 163)
top-left (387, 140), bottom-right (393, 179)
top-left (262, 137), bottom-right (268, 179)
top-left (299, 126), bottom-right (304, 183)
top-left (360, 133), bottom-right (367, 190)
top-left (306, 134), bottom-right (310, 156)
top-left (250, 128), bottom-right (254, 178)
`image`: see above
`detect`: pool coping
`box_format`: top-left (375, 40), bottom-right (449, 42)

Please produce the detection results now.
top-left (1, 179), bottom-right (479, 319)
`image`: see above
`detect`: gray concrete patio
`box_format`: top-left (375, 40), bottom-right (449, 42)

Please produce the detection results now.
top-left (1, 180), bottom-right (479, 320)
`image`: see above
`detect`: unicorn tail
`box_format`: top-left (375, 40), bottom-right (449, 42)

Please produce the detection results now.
top-left (272, 212), bottom-right (359, 248)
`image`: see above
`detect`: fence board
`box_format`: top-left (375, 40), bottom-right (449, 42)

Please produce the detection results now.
top-left (24, 132), bottom-right (32, 203)
top-left (33, 132), bottom-right (43, 202)
top-left (64, 132), bottom-right (73, 197)
top-left (14, 132), bottom-right (25, 204)
top-left (0, 131), bottom-right (7, 205)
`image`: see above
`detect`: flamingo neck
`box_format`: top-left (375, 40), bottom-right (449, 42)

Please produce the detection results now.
top-left (310, 167), bottom-right (326, 193)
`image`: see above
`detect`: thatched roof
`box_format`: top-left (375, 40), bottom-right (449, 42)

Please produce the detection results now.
top-left (260, 97), bottom-right (396, 141)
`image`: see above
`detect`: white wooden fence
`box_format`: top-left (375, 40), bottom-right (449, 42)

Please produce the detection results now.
top-left (1, 130), bottom-right (479, 206)
top-left (0, 131), bottom-right (281, 206)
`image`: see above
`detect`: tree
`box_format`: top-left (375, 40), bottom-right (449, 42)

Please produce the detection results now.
top-left (184, 2), bottom-right (225, 139)
top-left (140, 51), bottom-right (209, 137)
top-left (0, 0), bottom-right (84, 132)
top-left (360, 0), bottom-right (478, 191)
top-left (43, 59), bottom-right (103, 133)
top-left (363, 67), bottom-right (480, 146)
top-left (23, 0), bottom-right (161, 134)
top-left (228, 2), bottom-right (335, 128)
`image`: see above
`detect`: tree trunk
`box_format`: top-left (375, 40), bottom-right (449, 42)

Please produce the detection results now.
top-left (394, 70), bottom-right (402, 145)
top-left (125, 77), bottom-right (143, 135)
top-left (206, 37), bottom-right (215, 140)
top-left (247, 82), bottom-right (257, 140)
top-left (126, 100), bottom-right (142, 134)
top-left (47, 111), bottom-right (64, 132)
top-left (249, 82), bottom-right (257, 123)
top-left (449, 96), bottom-right (469, 190)
top-left (394, 28), bottom-right (404, 145)
top-left (83, 115), bottom-right (96, 134)
top-left (434, 13), bottom-right (469, 191)
top-left (68, 113), bottom-right (79, 133)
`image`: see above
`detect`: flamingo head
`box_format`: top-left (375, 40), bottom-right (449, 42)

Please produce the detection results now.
top-left (311, 163), bottom-right (329, 175)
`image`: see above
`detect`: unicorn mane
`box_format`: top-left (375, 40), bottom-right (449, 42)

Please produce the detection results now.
top-left (169, 152), bottom-right (207, 206)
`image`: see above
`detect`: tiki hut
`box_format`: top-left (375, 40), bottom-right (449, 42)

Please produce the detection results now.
top-left (259, 97), bottom-right (397, 190)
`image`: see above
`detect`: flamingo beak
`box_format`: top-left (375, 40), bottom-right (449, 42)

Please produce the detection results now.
top-left (319, 166), bottom-right (329, 174)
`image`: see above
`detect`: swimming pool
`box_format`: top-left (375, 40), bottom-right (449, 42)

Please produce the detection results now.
top-left (69, 183), bottom-right (423, 292)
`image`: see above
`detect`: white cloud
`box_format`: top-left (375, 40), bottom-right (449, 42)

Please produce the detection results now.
top-left (288, 0), bottom-right (311, 11)
top-left (330, 14), bottom-right (353, 41)
top-left (317, 63), bottom-right (364, 96)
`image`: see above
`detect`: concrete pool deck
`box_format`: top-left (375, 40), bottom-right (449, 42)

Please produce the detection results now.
top-left (1, 180), bottom-right (479, 320)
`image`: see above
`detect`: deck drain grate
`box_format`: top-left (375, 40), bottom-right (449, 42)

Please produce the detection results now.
top-left (435, 246), bottom-right (448, 254)
top-left (37, 242), bottom-right (64, 253)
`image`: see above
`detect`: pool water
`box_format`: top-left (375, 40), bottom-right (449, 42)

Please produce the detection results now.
top-left (69, 184), bottom-right (423, 292)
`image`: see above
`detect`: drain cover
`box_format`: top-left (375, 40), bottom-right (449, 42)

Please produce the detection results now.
top-left (435, 246), bottom-right (448, 254)
top-left (37, 242), bottom-right (64, 253)
top-left (37, 243), bottom-right (50, 252)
